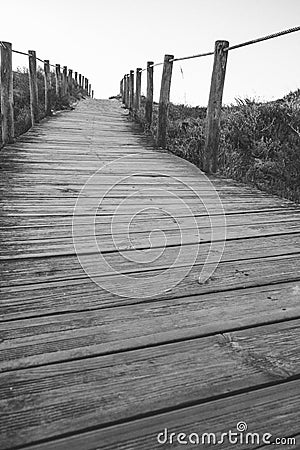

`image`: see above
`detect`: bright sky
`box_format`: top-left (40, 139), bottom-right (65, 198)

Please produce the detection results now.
top-left (2, 0), bottom-right (300, 106)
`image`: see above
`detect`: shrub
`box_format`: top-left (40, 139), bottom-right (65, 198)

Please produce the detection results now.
top-left (132, 92), bottom-right (300, 202)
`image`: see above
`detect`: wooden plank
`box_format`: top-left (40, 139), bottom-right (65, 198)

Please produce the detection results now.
top-left (0, 321), bottom-right (299, 448)
top-left (1, 226), bottom-right (300, 265)
top-left (1, 253), bottom-right (300, 319)
top-left (1, 214), bottom-right (300, 245)
top-left (0, 281), bottom-right (299, 370)
top-left (0, 201), bottom-right (293, 220)
top-left (1, 208), bottom-right (300, 230)
top-left (21, 381), bottom-right (300, 450)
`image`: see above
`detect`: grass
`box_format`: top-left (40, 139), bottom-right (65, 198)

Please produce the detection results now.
top-left (133, 91), bottom-right (300, 203)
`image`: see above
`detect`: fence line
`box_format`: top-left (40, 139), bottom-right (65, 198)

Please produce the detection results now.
top-left (119, 25), bottom-right (300, 173)
top-left (0, 41), bottom-right (93, 146)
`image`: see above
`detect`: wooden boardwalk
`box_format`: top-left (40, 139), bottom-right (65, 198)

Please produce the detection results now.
top-left (0, 98), bottom-right (300, 449)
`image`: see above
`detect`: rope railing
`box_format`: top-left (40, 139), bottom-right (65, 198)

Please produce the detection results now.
top-left (132, 25), bottom-right (300, 75)
top-left (10, 47), bottom-right (57, 68)
top-left (0, 40), bottom-right (94, 146)
top-left (120, 24), bottom-right (300, 173)
top-left (12, 49), bottom-right (31, 57)
top-left (225, 25), bottom-right (300, 52)
top-left (171, 51), bottom-right (214, 62)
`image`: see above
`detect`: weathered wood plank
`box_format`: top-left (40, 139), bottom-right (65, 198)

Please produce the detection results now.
top-left (1, 253), bottom-right (300, 320)
top-left (1, 212), bottom-right (300, 259)
top-left (1, 216), bottom-right (300, 249)
top-left (21, 381), bottom-right (300, 450)
top-left (0, 281), bottom-right (299, 370)
top-left (0, 229), bottom-right (300, 278)
top-left (0, 321), bottom-right (299, 448)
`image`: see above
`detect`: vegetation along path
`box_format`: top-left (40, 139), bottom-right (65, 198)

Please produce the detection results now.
top-left (0, 98), bottom-right (300, 449)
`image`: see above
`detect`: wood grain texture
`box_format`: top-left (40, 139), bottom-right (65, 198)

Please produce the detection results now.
top-left (129, 70), bottom-right (134, 111)
top-left (44, 60), bottom-right (52, 117)
top-left (28, 50), bottom-right (39, 125)
top-left (134, 68), bottom-right (141, 114)
top-left (157, 55), bottom-right (173, 147)
top-left (55, 64), bottom-right (61, 99)
top-left (145, 61), bottom-right (154, 126)
top-left (0, 41), bottom-right (14, 145)
top-left (204, 40), bottom-right (228, 173)
top-left (2, 253), bottom-right (300, 321)
top-left (1, 281), bottom-right (299, 371)
top-left (0, 321), bottom-right (299, 448)
top-left (22, 381), bottom-right (300, 450)
top-left (1, 98), bottom-right (299, 449)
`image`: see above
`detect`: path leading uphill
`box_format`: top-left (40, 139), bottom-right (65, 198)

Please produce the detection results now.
top-left (0, 99), bottom-right (300, 449)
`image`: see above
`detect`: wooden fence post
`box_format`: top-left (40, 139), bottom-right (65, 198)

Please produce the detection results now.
top-left (74, 71), bottom-right (78, 86)
top-left (55, 64), bottom-right (62, 100)
top-left (78, 74), bottom-right (82, 89)
top-left (88, 83), bottom-right (91, 96)
top-left (203, 40), bottom-right (229, 173)
top-left (120, 79), bottom-right (123, 97)
top-left (28, 50), bottom-right (39, 124)
top-left (68, 69), bottom-right (73, 95)
top-left (62, 66), bottom-right (68, 98)
top-left (125, 74), bottom-right (130, 108)
top-left (92, 90), bottom-right (94, 99)
top-left (157, 54), bottom-right (174, 148)
top-left (123, 76), bottom-right (126, 105)
top-left (122, 76), bottom-right (126, 105)
top-left (122, 76), bottom-right (126, 104)
top-left (44, 60), bottom-right (52, 116)
top-left (85, 78), bottom-right (89, 94)
top-left (0, 41), bottom-right (14, 145)
top-left (124, 75), bottom-right (128, 106)
top-left (82, 76), bottom-right (85, 90)
top-left (135, 68), bottom-right (142, 115)
top-left (145, 61), bottom-right (154, 127)
top-left (129, 70), bottom-right (134, 111)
